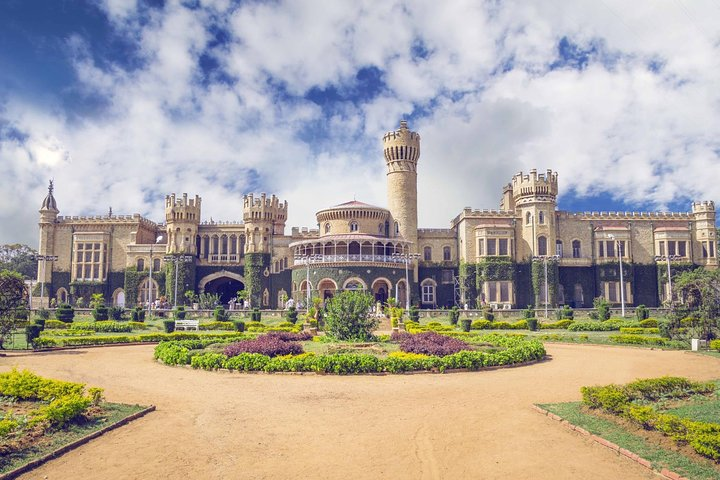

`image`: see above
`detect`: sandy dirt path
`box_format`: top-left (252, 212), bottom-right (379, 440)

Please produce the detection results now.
top-left (2, 344), bottom-right (719, 480)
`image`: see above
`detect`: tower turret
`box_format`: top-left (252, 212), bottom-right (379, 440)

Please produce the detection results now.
top-left (37, 180), bottom-right (59, 292)
top-left (511, 169), bottom-right (559, 259)
top-left (165, 193), bottom-right (201, 254)
top-left (692, 201), bottom-right (717, 267)
top-left (242, 193), bottom-right (288, 253)
top-left (384, 120), bottom-right (420, 249)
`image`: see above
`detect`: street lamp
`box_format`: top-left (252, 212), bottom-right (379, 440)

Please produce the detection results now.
top-left (608, 234), bottom-right (625, 317)
top-left (147, 235), bottom-right (164, 318)
top-left (532, 254), bottom-right (559, 319)
top-left (32, 254), bottom-right (58, 309)
top-left (294, 252), bottom-right (320, 310)
top-left (654, 255), bottom-right (679, 304)
top-left (392, 252), bottom-right (421, 311)
top-left (164, 254), bottom-right (194, 308)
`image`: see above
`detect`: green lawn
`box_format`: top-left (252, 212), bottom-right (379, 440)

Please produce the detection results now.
top-left (1, 402), bottom-right (147, 474)
top-left (540, 402), bottom-right (720, 480)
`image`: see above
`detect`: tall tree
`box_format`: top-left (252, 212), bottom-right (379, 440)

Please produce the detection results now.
top-left (0, 269), bottom-right (27, 349)
top-left (0, 244), bottom-right (37, 279)
top-left (673, 268), bottom-right (720, 340)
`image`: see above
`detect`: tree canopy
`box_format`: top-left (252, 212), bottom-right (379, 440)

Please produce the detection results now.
top-left (0, 244), bottom-right (37, 279)
top-left (0, 269), bottom-right (27, 349)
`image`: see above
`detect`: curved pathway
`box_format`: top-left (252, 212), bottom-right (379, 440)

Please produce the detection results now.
top-left (2, 344), bottom-right (719, 479)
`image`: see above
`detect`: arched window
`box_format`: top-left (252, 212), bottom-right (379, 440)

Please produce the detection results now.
top-left (572, 240), bottom-right (581, 258)
top-left (538, 211), bottom-right (545, 224)
top-left (555, 240), bottom-right (563, 257)
top-left (443, 246), bottom-right (451, 261)
top-left (378, 223), bottom-right (383, 234)
top-left (325, 223), bottom-right (331, 233)
top-left (526, 212), bottom-right (532, 225)
top-left (394, 221), bottom-right (399, 234)
top-left (262, 288), bottom-right (269, 306)
top-left (136, 258), bottom-right (145, 271)
top-left (538, 236), bottom-right (548, 256)
top-left (350, 221), bottom-right (358, 232)
top-left (153, 258), bottom-right (161, 271)
top-left (423, 246), bottom-right (432, 261)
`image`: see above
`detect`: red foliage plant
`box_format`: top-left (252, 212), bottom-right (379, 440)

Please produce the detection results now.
top-left (223, 333), bottom-right (306, 358)
top-left (396, 331), bottom-right (470, 356)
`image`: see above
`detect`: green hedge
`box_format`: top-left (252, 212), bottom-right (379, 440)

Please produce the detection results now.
top-left (608, 334), bottom-right (669, 346)
top-left (581, 377), bottom-right (719, 461)
top-left (618, 327), bottom-right (660, 335)
top-left (539, 320), bottom-right (574, 329)
top-left (155, 334), bottom-right (546, 375)
top-left (33, 332), bottom-right (251, 349)
top-left (568, 320), bottom-right (639, 332)
top-left (71, 321), bottom-right (133, 333)
top-left (199, 321), bottom-right (235, 331)
top-left (710, 339), bottom-right (720, 352)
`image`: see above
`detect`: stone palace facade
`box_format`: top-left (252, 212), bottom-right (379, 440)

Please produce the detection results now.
top-left (36, 121), bottom-right (717, 309)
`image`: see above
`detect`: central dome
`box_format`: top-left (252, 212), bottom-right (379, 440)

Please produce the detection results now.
top-left (316, 200), bottom-right (390, 237)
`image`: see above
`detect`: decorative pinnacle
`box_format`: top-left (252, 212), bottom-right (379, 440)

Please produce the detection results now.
top-left (48, 179), bottom-right (54, 196)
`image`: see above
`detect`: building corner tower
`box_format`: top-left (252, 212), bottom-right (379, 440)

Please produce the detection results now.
top-left (384, 120), bottom-right (420, 250)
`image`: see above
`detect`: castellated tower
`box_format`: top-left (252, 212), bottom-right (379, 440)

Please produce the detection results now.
top-left (165, 193), bottom-right (201, 254)
top-left (384, 120), bottom-right (420, 250)
top-left (37, 180), bottom-right (59, 285)
top-left (692, 201), bottom-right (718, 268)
top-left (512, 169), bottom-right (559, 259)
top-left (242, 193), bottom-right (288, 254)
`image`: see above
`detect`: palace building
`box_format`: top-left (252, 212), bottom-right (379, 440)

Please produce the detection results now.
top-left (35, 121), bottom-right (718, 310)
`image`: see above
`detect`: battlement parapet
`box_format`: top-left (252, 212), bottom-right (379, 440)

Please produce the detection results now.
top-left (243, 193), bottom-right (288, 224)
top-left (451, 208), bottom-right (515, 228)
top-left (200, 220), bottom-right (244, 226)
top-left (557, 210), bottom-right (692, 220)
top-left (291, 227), bottom-right (320, 238)
top-left (692, 200), bottom-right (715, 213)
top-left (418, 228), bottom-right (455, 238)
top-left (57, 214), bottom-right (157, 228)
top-left (511, 169), bottom-right (558, 200)
top-left (165, 193), bottom-right (201, 209)
top-left (383, 120), bottom-right (420, 163)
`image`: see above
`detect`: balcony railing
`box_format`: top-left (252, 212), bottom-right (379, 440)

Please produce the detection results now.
top-left (295, 254), bottom-right (405, 265)
top-left (209, 254), bottom-right (240, 263)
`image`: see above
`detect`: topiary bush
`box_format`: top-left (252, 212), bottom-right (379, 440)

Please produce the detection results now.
top-left (55, 303), bottom-right (75, 323)
top-left (592, 297), bottom-right (611, 321)
top-left (409, 305), bottom-right (419, 323)
top-left (174, 306), bottom-right (187, 320)
top-left (233, 320), bottom-right (245, 332)
top-left (449, 306), bottom-right (460, 325)
top-left (460, 318), bottom-right (471, 332)
top-left (526, 318), bottom-right (538, 331)
top-left (285, 306), bottom-right (298, 324)
top-left (131, 307), bottom-right (146, 322)
top-left (213, 306), bottom-right (229, 321)
top-left (470, 319), bottom-right (491, 330)
top-left (163, 320), bottom-right (175, 333)
top-left (639, 318), bottom-right (658, 328)
top-left (92, 305), bottom-right (109, 321)
top-left (37, 308), bottom-right (50, 320)
top-left (109, 306), bottom-right (125, 320)
top-left (523, 305), bottom-right (535, 319)
top-left (251, 308), bottom-right (261, 322)
top-left (25, 324), bottom-right (42, 345)
top-left (483, 306), bottom-right (494, 321)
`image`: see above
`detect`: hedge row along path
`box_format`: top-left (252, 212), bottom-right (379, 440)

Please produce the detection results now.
top-left (1, 345), bottom-right (719, 479)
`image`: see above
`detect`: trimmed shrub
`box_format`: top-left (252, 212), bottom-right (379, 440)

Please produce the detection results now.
top-left (37, 308), bottom-right (50, 320)
top-left (635, 304), bottom-right (650, 320)
top-left (199, 321), bottom-right (234, 331)
top-left (539, 320), bottom-right (574, 330)
top-left (174, 306), bottom-right (187, 320)
top-left (109, 306), bottom-right (125, 320)
top-left (558, 305), bottom-right (574, 320)
top-left (55, 303), bottom-right (75, 323)
top-left (619, 327), bottom-right (660, 335)
top-left (470, 320), bottom-right (491, 330)
top-left (92, 305), bottom-right (109, 321)
top-left (608, 334), bottom-right (667, 346)
top-left (45, 320), bottom-right (67, 329)
top-left (710, 339), bottom-right (720, 352)
top-left (460, 318), bottom-right (471, 332)
top-left (128, 321), bottom-right (149, 330)
top-left (324, 290), bottom-right (377, 341)
top-left (526, 318), bottom-right (538, 331)
top-left (285, 306), bottom-right (298, 324)
top-left (224, 333), bottom-right (304, 358)
top-left (398, 331), bottom-right (470, 356)
top-left (523, 305), bottom-right (535, 319)
top-left (233, 320), bottom-right (245, 332)
top-left (449, 306), bottom-right (460, 325)
top-left (639, 318), bottom-right (658, 328)
top-left (71, 321), bottom-right (132, 333)
top-left (163, 320), bottom-right (175, 333)
top-left (25, 324), bottom-right (42, 344)
top-left (213, 306), bottom-right (229, 321)
top-left (483, 307), bottom-right (494, 321)
top-left (130, 307), bottom-right (146, 322)
top-left (251, 308), bottom-right (261, 322)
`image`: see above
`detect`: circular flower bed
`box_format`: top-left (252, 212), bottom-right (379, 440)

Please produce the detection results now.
top-left (154, 332), bottom-right (546, 375)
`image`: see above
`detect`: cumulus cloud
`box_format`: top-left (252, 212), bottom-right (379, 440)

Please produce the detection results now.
top-left (0, 0), bottom-right (718, 245)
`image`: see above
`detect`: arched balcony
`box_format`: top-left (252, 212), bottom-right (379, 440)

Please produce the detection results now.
top-left (290, 235), bottom-right (412, 265)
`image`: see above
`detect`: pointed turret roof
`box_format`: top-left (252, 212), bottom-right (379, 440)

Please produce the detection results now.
top-left (40, 180), bottom-right (58, 211)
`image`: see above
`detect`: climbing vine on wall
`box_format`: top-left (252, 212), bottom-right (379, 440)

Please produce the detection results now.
top-left (164, 258), bottom-right (196, 304)
top-left (459, 261), bottom-right (478, 307)
top-left (477, 257), bottom-right (515, 281)
top-left (244, 253), bottom-right (267, 308)
top-left (531, 259), bottom-right (559, 307)
top-left (123, 267), bottom-right (165, 307)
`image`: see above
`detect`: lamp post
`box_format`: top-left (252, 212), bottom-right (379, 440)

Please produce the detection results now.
top-left (654, 255), bottom-right (678, 304)
top-left (147, 235), bottom-right (164, 319)
top-left (164, 254), bottom-right (194, 308)
top-left (32, 255), bottom-right (58, 309)
top-left (392, 252), bottom-right (421, 311)
top-left (294, 252), bottom-right (319, 310)
top-left (532, 255), bottom-right (559, 319)
top-left (608, 234), bottom-right (625, 317)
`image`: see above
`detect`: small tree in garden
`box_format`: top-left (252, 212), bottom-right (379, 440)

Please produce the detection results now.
top-left (672, 268), bottom-right (720, 340)
top-left (323, 290), bottom-right (377, 341)
top-left (0, 270), bottom-right (26, 349)
top-left (591, 297), bottom-right (611, 320)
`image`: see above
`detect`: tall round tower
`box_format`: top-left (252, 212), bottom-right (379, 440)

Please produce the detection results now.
top-left (383, 120), bottom-right (420, 249)
top-left (165, 193), bottom-right (201, 254)
top-left (37, 180), bottom-right (59, 289)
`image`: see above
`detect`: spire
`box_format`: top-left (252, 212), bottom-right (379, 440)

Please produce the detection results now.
top-left (40, 179), bottom-right (58, 211)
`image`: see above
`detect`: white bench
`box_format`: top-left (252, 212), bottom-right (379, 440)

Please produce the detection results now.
top-left (175, 319), bottom-right (199, 331)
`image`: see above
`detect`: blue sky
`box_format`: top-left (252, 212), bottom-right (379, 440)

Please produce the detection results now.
top-left (1, 0), bottom-right (719, 245)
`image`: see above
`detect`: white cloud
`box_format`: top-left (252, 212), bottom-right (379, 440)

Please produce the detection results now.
top-left (1, 0), bottom-right (719, 246)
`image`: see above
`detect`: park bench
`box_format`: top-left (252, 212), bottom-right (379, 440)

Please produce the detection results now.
top-left (175, 319), bottom-right (200, 331)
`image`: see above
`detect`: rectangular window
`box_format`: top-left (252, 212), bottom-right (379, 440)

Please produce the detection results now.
top-left (487, 239), bottom-right (496, 255)
top-left (477, 239), bottom-right (484, 256)
top-left (606, 241), bottom-right (615, 258)
top-left (668, 241), bottom-right (676, 256)
top-left (488, 282), bottom-right (497, 302)
top-left (441, 270), bottom-right (454, 284)
top-left (618, 241), bottom-right (625, 258)
top-left (702, 242), bottom-right (709, 258)
top-left (422, 285), bottom-right (435, 304)
top-left (678, 241), bottom-right (686, 257)
top-left (72, 237), bottom-right (107, 282)
top-left (498, 238), bottom-right (508, 256)
top-left (500, 282), bottom-right (509, 302)
top-left (659, 241), bottom-right (665, 256)
top-left (598, 241), bottom-right (604, 258)
top-left (607, 282), bottom-right (617, 302)
top-left (711, 242), bottom-right (715, 258)
top-left (556, 242), bottom-right (563, 257)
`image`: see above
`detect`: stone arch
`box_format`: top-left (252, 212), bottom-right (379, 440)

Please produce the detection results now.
top-left (138, 277), bottom-right (161, 304)
top-left (198, 271), bottom-right (246, 292)
top-left (371, 277), bottom-right (392, 304)
top-left (317, 278), bottom-right (338, 300)
top-left (56, 287), bottom-right (69, 305)
top-left (112, 287), bottom-right (126, 307)
top-left (343, 277), bottom-right (367, 290)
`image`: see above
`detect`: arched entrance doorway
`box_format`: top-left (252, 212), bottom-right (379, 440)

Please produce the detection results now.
top-left (317, 279), bottom-right (337, 301)
top-left (372, 278), bottom-right (390, 304)
top-left (204, 277), bottom-right (245, 305)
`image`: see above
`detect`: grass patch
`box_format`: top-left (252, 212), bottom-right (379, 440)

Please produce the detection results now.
top-left (540, 402), bottom-right (720, 480)
top-left (664, 394), bottom-right (720, 424)
top-left (1, 402), bottom-right (146, 474)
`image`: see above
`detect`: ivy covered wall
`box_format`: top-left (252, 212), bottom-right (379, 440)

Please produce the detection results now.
top-left (123, 267), bottom-right (165, 307)
top-left (164, 258), bottom-right (197, 305)
top-left (557, 266), bottom-right (595, 308)
top-left (244, 253), bottom-right (269, 308)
